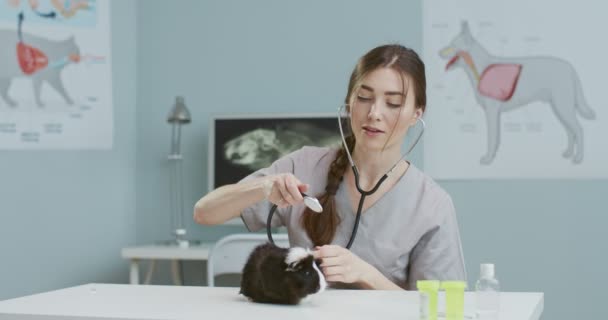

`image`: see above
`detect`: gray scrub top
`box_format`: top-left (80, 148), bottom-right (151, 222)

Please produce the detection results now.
top-left (240, 146), bottom-right (466, 289)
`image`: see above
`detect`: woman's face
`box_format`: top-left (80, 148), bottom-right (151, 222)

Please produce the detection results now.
top-left (349, 67), bottom-right (423, 153)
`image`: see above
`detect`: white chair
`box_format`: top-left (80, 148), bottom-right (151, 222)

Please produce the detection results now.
top-left (206, 233), bottom-right (289, 287)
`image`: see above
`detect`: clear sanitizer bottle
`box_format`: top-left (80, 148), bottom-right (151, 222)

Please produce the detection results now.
top-left (475, 263), bottom-right (500, 320)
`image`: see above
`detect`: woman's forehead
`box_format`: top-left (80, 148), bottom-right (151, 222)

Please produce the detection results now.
top-left (359, 67), bottom-right (411, 94)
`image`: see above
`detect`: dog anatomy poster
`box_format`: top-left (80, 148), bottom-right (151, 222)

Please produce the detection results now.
top-left (0, 0), bottom-right (112, 149)
top-left (423, 1), bottom-right (605, 179)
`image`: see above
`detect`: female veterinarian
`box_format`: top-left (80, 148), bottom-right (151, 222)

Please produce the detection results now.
top-left (194, 44), bottom-right (466, 290)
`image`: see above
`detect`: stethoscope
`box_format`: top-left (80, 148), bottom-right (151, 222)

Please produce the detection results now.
top-left (267, 104), bottom-right (425, 248)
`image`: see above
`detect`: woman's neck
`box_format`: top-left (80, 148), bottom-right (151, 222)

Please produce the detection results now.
top-left (351, 147), bottom-right (404, 186)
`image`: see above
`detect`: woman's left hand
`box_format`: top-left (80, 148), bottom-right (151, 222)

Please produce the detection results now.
top-left (312, 245), bottom-right (374, 284)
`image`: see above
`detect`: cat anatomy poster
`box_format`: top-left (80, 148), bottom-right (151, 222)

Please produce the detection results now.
top-left (422, 0), bottom-right (606, 179)
top-left (0, 0), bottom-right (112, 149)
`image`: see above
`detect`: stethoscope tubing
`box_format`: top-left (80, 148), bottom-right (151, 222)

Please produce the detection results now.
top-left (266, 104), bottom-right (425, 249)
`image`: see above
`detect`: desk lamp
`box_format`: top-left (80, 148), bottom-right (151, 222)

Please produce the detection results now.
top-left (166, 96), bottom-right (191, 247)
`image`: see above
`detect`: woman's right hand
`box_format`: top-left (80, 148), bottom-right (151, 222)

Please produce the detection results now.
top-left (263, 173), bottom-right (309, 209)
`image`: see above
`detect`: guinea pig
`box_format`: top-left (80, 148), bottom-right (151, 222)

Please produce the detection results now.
top-left (239, 243), bottom-right (327, 305)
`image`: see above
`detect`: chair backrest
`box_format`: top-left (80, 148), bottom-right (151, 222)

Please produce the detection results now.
top-left (207, 233), bottom-right (289, 287)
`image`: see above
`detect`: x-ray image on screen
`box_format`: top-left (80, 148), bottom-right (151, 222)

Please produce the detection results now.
top-left (209, 114), bottom-right (341, 190)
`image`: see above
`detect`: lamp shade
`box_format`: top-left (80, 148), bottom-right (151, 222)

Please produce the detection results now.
top-left (167, 96), bottom-right (191, 124)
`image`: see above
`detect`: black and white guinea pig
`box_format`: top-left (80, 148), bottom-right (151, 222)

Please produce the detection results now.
top-left (240, 243), bottom-right (327, 305)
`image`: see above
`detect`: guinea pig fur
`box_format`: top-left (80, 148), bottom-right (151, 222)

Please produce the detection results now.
top-left (240, 243), bottom-right (327, 305)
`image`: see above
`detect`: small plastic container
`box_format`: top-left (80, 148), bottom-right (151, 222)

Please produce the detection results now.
top-left (476, 264), bottom-right (500, 320)
top-left (441, 281), bottom-right (467, 320)
top-left (417, 280), bottom-right (440, 320)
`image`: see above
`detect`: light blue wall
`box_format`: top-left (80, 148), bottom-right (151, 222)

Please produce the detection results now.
top-left (0, 1), bottom-right (137, 300)
top-left (446, 180), bottom-right (605, 320)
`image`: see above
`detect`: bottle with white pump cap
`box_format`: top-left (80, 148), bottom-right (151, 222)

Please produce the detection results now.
top-left (475, 263), bottom-right (500, 320)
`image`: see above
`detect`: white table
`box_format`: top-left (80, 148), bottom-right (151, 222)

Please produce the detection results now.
top-left (0, 283), bottom-right (543, 320)
top-left (121, 243), bottom-right (214, 285)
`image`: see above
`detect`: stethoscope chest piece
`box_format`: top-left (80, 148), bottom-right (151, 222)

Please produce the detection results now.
top-left (302, 193), bottom-right (323, 213)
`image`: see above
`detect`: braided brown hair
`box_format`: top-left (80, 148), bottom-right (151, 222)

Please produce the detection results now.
top-left (300, 44), bottom-right (427, 246)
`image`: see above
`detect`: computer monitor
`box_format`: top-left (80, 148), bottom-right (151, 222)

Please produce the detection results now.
top-left (208, 113), bottom-right (342, 192)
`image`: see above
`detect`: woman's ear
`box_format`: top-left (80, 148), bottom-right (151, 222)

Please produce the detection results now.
top-left (411, 108), bottom-right (424, 125)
